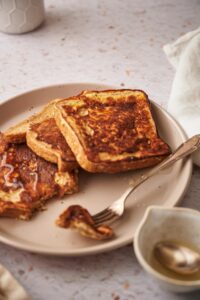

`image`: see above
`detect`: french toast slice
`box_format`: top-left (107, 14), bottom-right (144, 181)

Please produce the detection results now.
top-left (54, 89), bottom-right (171, 173)
top-left (26, 117), bottom-right (78, 172)
top-left (5, 98), bottom-right (78, 171)
top-left (56, 205), bottom-right (114, 240)
top-left (0, 133), bottom-right (78, 220)
top-left (4, 99), bottom-right (61, 143)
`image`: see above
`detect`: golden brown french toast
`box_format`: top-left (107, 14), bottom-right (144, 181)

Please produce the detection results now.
top-left (0, 133), bottom-right (78, 220)
top-left (5, 98), bottom-right (78, 171)
top-left (56, 205), bottom-right (114, 240)
top-left (27, 117), bottom-right (78, 171)
top-left (54, 89), bottom-right (171, 173)
top-left (4, 99), bottom-right (61, 143)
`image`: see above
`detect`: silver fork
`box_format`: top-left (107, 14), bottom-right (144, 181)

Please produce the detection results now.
top-left (92, 134), bottom-right (200, 226)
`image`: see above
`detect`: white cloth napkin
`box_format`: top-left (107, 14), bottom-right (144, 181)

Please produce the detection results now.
top-left (163, 27), bottom-right (200, 166)
top-left (0, 264), bottom-right (30, 300)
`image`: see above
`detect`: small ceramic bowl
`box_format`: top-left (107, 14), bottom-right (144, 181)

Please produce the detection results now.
top-left (134, 206), bottom-right (200, 293)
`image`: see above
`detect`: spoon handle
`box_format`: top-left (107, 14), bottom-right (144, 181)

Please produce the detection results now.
top-left (132, 135), bottom-right (200, 187)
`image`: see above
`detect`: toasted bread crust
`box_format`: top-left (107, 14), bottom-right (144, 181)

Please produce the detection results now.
top-left (55, 89), bottom-right (171, 173)
top-left (4, 98), bottom-right (63, 143)
top-left (0, 202), bottom-right (34, 220)
top-left (5, 116), bottom-right (36, 144)
top-left (27, 118), bottom-right (78, 171)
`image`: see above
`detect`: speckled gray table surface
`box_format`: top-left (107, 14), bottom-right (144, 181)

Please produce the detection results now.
top-left (0, 0), bottom-right (200, 299)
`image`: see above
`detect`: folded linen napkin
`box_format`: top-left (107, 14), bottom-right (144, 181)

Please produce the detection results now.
top-left (0, 264), bottom-right (30, 300)
top-left (163, 27), bottom-right (200, 166)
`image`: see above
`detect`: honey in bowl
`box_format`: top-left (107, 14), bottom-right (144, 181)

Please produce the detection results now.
top-left (151, 240), bottom-right (200, 281)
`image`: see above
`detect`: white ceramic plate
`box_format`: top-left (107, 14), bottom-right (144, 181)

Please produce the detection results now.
top-left (0, 83), bottom-right (192, 256)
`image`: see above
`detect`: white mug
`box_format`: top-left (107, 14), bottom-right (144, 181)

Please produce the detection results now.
top-left (0, 0), bottom-right (45, 34)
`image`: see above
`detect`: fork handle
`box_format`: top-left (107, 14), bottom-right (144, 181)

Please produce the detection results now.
top-left (128, 134), bottom-right (200, 193)
top-left (106, 135), bottom-right (200, 218)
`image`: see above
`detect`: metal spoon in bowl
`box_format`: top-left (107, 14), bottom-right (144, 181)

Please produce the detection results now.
top-left (154, 241), bottom-right (200, 275)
